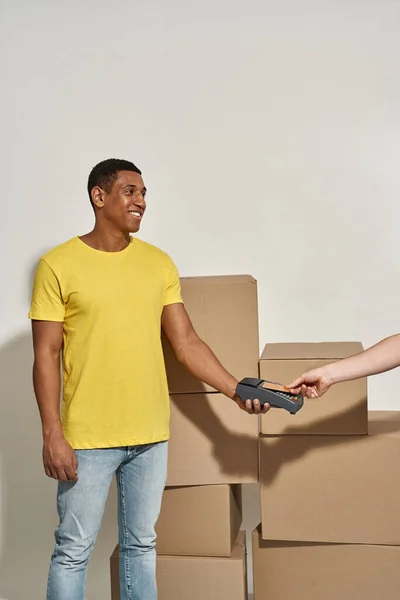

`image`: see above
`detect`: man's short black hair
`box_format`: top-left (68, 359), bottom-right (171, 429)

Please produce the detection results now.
top-left (87, 158), bottom-right (142, 209)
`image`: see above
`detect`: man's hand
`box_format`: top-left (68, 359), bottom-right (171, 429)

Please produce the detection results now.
top-left (43, 430), bottom-right (78, 482)
top-left (286, 367), bottom-right (333, 398)
top-left (232, 394), bottom-right (270, 415)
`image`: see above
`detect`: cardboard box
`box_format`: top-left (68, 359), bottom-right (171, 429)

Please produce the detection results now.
top-left (111, 531), bottom-right (248, 600)
top-left (162, 275), bottom-right (259, 394)
top-left (259, 411), bottom-right (400, 544)
top-left (259, 342), bottom-right (367, 434)
top-left (156, 484), bottom-right (242, 556)
top-left (252, 526), bottom-right (400, 599)
top-left (167, 393), bottom-right (258, 486)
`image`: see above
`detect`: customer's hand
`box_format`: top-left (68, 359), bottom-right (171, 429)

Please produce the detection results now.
top-left (286, 368), bottom-right (333, 399)
top-left (43, 431), bottom-right (78, 482)
top-left (232, 394), bottom-right (270, 414)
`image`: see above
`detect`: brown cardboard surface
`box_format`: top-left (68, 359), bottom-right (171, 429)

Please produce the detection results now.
top-left (111, 531), bottom-right (248, 600)
top-left (259, 411), bottom-right (400, 544)
top-left (259, 341), bottom-right (367, 434)
top-left (155, 484), bottom-right (242, 556)
top-left (252, 526), bottom-right (400, 599)
top-left (162, 275), bottom-right (259, 394)
top-left (110, 546), bottom-right (119, 600)
top-left (261, 341), bottom-right (363, 360)
top-left (167, 393), bottom-right (258, 485)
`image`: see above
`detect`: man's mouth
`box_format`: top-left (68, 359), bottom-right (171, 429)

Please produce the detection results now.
top-left (128, 210), bottom-right (143, 219)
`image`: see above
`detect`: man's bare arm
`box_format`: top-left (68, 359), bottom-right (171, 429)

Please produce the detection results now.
top-left (32, 320), bottom-right (78, 482)
top-left (161, 303), bottom-right (269, 414)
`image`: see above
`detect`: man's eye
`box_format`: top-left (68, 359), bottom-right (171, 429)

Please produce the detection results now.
top-left (126, 190), bottom-right (133, 195)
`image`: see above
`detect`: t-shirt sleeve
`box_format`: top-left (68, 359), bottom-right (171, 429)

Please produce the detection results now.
top-left (164, 256), bottom-right (183, 306)
top-left (29, 259), bottom-right (66, 322)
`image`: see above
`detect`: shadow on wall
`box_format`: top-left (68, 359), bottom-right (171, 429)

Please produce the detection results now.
top-left (0, 331), bottom-right (56, 600)
top-left (0, 260), bottom-right (118, 600)
top-left (0, 258), bottom-right (52, 598)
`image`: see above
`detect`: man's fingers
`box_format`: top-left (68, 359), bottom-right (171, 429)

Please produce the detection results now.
top-left (45, 463), bottom-right (77, 482)
top-left (72, 455), bottom-right (79, 473)
top-left (65, 464), bottom-right (79, 482)
top-left (245, 399), bottom-right (255, 414)
top-left (57, 468), bottom-right (70, 483)
top-left (48, 466), bottom-right (59, 480)
top-left (235, 397), bottom-right (247, 411)
top-left (234, 396), bottom-right (268, 415)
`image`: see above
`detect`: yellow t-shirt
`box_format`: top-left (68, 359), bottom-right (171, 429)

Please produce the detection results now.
top-left (29, 236), bottom-right (183, 449)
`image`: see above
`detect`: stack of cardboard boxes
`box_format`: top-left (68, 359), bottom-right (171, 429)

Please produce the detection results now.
top-left (254, 343), bottom-right (400, 598)
top-left (110, 273), bottom-right (400, 598)
top-left (110, 275), bottom-right (261, 600)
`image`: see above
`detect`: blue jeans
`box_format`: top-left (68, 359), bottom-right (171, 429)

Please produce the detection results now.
top-left (46, 441), bottom-right (168, 600)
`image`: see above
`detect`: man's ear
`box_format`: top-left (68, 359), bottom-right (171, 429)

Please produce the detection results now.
top-left (91, 186), bottom-right (106, 209)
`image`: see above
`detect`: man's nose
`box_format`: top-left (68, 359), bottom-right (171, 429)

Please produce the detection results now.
top-left (134, 192), bottom-right (146, 207)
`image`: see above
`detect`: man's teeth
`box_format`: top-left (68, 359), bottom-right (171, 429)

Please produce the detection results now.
top-left (129, 211), bottom-right (141, 217)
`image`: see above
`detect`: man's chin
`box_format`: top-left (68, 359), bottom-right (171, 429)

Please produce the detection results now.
top-left (127, 222), bottom-right (141, 234)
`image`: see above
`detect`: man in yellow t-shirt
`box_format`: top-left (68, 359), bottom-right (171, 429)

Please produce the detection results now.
top-left (30, 158), bottom-right (269, 600)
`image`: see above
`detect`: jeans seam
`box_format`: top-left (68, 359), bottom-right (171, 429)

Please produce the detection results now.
top-left (47, 484), bottom-right (61, 600)
top-left (120, 468), bottom-right (133, 600)
top-left (47, 482), bottom-right (87, 600)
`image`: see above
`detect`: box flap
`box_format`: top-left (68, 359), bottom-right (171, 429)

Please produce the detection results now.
top-left (156, 530), bottom-right (246, 561)
top-left (181, 274), bottom-right (256, 285)
top-left (261, 342), bottom-right (363, 360)
top-left (231, 530), bottom-right (246, 559)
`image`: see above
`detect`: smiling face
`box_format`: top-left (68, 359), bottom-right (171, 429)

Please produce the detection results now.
top-left (91, 170), bottom-right (147, 234)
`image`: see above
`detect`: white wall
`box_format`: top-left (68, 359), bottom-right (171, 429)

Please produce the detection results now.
top-left (1, 0), bottom-right (400, 598)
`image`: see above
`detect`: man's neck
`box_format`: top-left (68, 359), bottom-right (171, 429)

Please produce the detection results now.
top-left (79, 226), bottom-right (131, 252)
